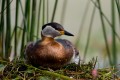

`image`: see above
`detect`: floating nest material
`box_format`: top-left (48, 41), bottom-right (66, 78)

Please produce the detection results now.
top-left (0, 58), bottom-right (119, 80)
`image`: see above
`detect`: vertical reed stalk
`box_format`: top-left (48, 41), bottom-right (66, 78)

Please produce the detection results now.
top-left (115, 0), bottom-right (120, 22)
top-left (91, 0), bottom-right (120, 41)
top-left (26, 0), bottom-right (31, 42)
top-left (37, 0), bottom-right (42, 38)
top-left (5, 0), bottom-right (11, 59)
top-left (83, 5), bottom-right (96, 62)
top-left (75, 0), bottom-right (90, 48)
top-left (111, 0), bottom-right (117, 66)
top-left (21, 0), bottom-right (30, 57)
top-left (14, 0), bottom-right (19, 57)
top-left (51, 0), bottom-right (58, 22)
top-left (42, 0), bottom-right (45, 25)
top-left (97, 0), bottom-right (112, 65)
top-left (0, 0), bottom-right (6, 58)
top-left (30, 0), bottom-right (37, 41)
top-left (60, 0), bottom-right (67, 24)
top-left (46, 0), bottom-right (49, 23)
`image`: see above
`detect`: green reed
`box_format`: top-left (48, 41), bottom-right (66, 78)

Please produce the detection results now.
top-left (115, 0), bottom-right (120, 21)
top-left (20, 0), bottom-right (31, 57)
top-left (0, 1), bottom-right (4, 56)
top-left (111, 0), bottom-right (117, 66)
top-left (97, 0), bottom-right (112, 65)
top-left (0, 0), bottom-right (5, 58)
top-left (30, 0), bottom-right (37, 41)
top-left (14, 0), bottom-right (19, 57)
top-left (37, 0), bottom-right (42, 38)
top-left (5, 0), bottom-right (11, 59)
top-left (91, 0), bottom-right (120, 40)
top-left (83, 4), bottom-right (96, 62)
top-left (51, 0), bottom-right (58, 22)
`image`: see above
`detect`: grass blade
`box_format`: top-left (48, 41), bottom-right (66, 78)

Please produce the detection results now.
top-left (51, 0), bottom-right (58, 22)
top-left (26, 0), bottom-right (31, 42)
top-left (111, 0), bottom-right (117, 66)
top-left (5, 0), bottom-right (11, 59)
top-left (46, 0), bottom-right (49, 23)
top-left (83, 4), bottom-right (96, 62)
top-left (20, 0), bottom-right (31, 57)
top-left (0, 0), bottom-right (13, 14)
top-left (60, 0), bottom-right (68, 24)
top-left (91, 0), bottom-right (120, 41)
top-left (37, 0), bottom-right (42, 38)
top-left (115, 0), bottom-right (120, 21)
top-left (0, 0), bottom-right (6, 58)
top-left (75, 0), bottom-right (90, 48)
top-left (97, 0), bottom-right (112, 65)
top-left (30, 0), bottom-right (37, 41)
top-left (42, 0), bottom-right (45, 25)
top-left (14, 0), bottom-right (19, 57)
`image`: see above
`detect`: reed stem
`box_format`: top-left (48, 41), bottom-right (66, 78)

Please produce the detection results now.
top-left (21, 0), bottom-right (31, 57)
top-left (83, 4), bottom-right (96, 62)
top-left (111, 0), bottom-right (117, 66)
top-left (14, 0), bottom-right (19, 57)
top-left (91, 0), bottom-right (120, 41)
top-left (30, 0), bottom-right (37, 41)
top-left (97, 0), bottom-right (112, 65)
top-left (0, 0), bottom-right (6, 58)
top-left (5, 0), bottom-right (11, 59)
top-left (37, 0), bottom-right (42, 38)
top-left (51, 0), bottom-right (58, 22)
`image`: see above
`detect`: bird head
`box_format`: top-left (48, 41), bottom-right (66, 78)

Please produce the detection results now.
top-left (41, 22), bottom-right (74, 38)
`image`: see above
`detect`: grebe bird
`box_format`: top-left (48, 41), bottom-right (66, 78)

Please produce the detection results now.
top-left (25, 22), bottom-right (79, 69)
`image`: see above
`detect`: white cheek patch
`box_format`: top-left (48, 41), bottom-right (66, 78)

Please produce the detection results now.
top-left (42, 26), bottom-right (55, 33)
top-left (42, 26), bottom-right (60, 37)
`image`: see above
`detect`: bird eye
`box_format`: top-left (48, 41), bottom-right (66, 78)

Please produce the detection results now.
top-left (54, 27), bottom-right (63, 31)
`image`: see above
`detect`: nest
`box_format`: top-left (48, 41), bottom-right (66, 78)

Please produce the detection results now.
top-left (0, 58), bottom-right (119, 80)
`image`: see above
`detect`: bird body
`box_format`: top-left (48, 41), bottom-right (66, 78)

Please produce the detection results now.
top-left (25, 22), bottom-right (79, 69)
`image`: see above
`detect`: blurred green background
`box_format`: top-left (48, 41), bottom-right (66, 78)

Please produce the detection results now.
top-left (0, 0), bottom-right (120, 69)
